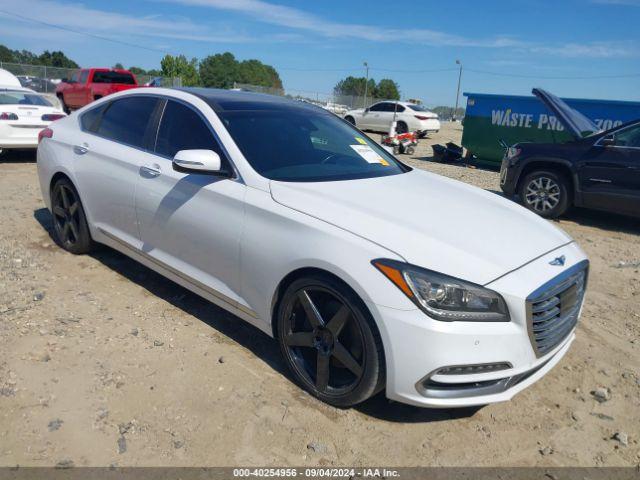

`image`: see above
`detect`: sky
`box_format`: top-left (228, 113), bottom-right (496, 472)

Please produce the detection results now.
top-left (0, 0), bottom-right (639, 106)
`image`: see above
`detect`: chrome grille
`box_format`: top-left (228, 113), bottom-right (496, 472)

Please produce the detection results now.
top-left (527, 262), bottom-right (588, 357)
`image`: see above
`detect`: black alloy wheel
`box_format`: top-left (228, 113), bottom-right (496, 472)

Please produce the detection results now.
top-left (50, 178), bottom-right (94, 254)
top-left (277, 275), bottom-right (384, 407)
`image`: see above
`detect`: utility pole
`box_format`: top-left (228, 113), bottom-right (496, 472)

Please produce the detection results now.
top-left (363, 61), bottom-right (369, 109)
top-left (454, 59), bottom-right (463, 121)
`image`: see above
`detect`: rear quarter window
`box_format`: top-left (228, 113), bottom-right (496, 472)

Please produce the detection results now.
top-left (94, 96), bottom-right (158, 148)
top-left (80, 103), bottom-right (108, 132)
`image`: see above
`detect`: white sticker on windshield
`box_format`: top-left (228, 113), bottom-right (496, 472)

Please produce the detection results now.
top-left (350, 144), bottom-right (387, 165)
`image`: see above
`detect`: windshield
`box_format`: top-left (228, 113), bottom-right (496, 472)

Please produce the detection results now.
top-left (218, 108), bottom-right (409, 182)
top-left (407, 104), bottom-right (430, 112)
top-left (92, 71), bottom-right (136, 84)
top-left (0, 90), bottom-right (52, 106)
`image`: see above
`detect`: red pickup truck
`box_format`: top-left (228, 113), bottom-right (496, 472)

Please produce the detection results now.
top-left (56, 68), bottom-right (140, 113)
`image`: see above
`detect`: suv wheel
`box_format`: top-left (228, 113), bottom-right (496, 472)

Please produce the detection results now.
top-left (276, 274), bottom-right (385, 407)
top-left (518, 170), bottom-right (570, 218)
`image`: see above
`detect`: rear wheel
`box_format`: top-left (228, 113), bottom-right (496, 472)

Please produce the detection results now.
top-left (50, 178), bottom-right (94, 254)
top-left (518, 170), bottom-right (570, 218)
top-left (277, 274), bottom-right (384, 407)
top-left (396, 121), bottom-right (408, 134)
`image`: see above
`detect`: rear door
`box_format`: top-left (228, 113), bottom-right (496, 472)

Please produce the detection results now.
top-left (73, 95), bottom-right (160, 246)
top-left (578, 123), bottom-right (640, 216)
top-left (134, 98), bottom-right (246, 308)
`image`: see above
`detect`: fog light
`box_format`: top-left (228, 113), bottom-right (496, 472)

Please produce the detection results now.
top-left (436, 362), bottom-right (512, 376)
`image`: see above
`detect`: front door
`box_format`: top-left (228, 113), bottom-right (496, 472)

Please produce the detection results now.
top-left (578, 123), bottom-right (640, 216)
top-left (135, 99), bottom-right (246, 307)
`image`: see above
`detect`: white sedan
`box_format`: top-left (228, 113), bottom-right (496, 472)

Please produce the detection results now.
top-left (1, 70), bottom-right (66, 154)
top-left (344, 101), bottom-right (440, 136)
top-left (37, 88), bottom-right (588, 408)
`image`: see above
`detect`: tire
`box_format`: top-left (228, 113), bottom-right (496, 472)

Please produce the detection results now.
top-left (395, 121), bottom-right (408, 134)
top-left (276, 273), bottom-right (385, 407)
top-left (518, 170), bottom-right (571, 218)
top-left (50, 177), bottom-right (94, 254)
top-left (345, 116), bottom-right (356, 126)
top-left (405, 146), bottom-right (415, 155)
top-left (57, 95), bottom-right (70, 114)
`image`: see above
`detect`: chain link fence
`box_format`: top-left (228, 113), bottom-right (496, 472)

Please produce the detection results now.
top-left (0, 62), bottom-right (181, 94)
top-left (233, 82), bottom-right (395, 116)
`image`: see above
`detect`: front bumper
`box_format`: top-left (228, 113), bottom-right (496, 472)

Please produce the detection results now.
top-left (371, 242), bottom-right (587, 408)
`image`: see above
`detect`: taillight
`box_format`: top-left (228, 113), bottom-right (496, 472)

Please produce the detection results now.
top-left (0, 112), bottom-right (19, 120)
top-left (42, 114), bottom-right (66, 122)
top-left (38, 128), bottom-right (53, 144)
top-left (414, 115), bottom-right (431, 121)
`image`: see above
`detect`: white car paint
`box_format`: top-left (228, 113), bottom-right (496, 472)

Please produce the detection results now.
top-left (0, 85), bottom-right (66, 150)
top-left (37, 88), bottom-right (588, 408)
top-left (344, 101), bottom-right (441, 135)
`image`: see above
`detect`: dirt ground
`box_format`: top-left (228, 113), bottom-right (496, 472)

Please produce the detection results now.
top-left (0, 122), bottom-right (639, 468)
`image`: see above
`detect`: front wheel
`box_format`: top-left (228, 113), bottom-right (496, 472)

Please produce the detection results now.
top-left (518, 170), bottom-right (570, 218)
top-left (276, 274), bottom-right (385, 407)
top-left (344, 116), bottom-right (356, 126)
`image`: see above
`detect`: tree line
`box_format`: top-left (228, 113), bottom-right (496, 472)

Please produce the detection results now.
top-left (0, 44), bottom-right (79, 68)
top-left (118, 52), bottom-right (283, 90)
top-left (1, 44), bottom-right (408, 104)
top-left (334, 76), bottom-right (400, 100)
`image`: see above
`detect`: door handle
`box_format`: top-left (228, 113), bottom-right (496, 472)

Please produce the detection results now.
top-left (73, 145), bottom-right (89, 155)
top-left (141, 164), bottom-right (162, 176)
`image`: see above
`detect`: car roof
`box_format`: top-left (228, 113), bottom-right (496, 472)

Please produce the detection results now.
top-left (179, 87), bottom-right (327, 114)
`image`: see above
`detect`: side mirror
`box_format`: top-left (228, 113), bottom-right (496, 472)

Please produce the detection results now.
top-left (172, 149), bottom-right (225, 175)
top-left (364, 108), bottom-right (370, 113)
top-left (600, 134), bottom-right (615, 147)
top-left (61, 78), bottom-right (68, 83)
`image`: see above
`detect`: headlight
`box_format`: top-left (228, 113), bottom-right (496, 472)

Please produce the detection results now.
top-left (372, 259), bottom-right (510, 322)
top-left (506, 146), bottom-right (521, 160)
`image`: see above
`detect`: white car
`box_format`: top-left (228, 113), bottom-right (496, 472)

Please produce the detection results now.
top-left (344, 101), bottom-right (440, 136)
top-left (0, 69), bottom-right (66, 154)
top-left (37, 88), bottom-right (588, 408)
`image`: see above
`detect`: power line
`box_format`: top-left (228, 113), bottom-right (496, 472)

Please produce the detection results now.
top-left (0, 10), bottom-right (173, 55)
top-left (465, 67), bottom-right (640, 80)
top-left (2, 9), bottom-right (639, 81)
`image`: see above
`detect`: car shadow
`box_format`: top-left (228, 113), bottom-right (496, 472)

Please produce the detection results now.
top-left (0, 149), bottom-right (37, 163)
top-left (355, 391), bottom-right (482, 423)
top-left (562, 207), bottom-right (640, 235)
top-left (32, 208), bottom-right (485, 422)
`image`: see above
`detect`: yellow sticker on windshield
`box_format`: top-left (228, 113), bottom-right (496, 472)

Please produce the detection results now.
top-left (380, 159), bottom-right (390, 166)
top-left (355, 137), bottom-right (367, 145)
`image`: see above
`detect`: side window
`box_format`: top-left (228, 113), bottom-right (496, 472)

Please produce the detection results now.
top-left (394, 104), bottom-right (405, 113)
top-left (96, 96), bottom-right (158, 148)
top-left (155, 100), bottom-right (223, 159)
top-left (80, 103), bottom-right (108, 133)
top-left (614, 125), bottom-right (640, 148)
top-left (368, 103), bottom-right (385, 112)
top-left (79, 70), bottom-right (89, 84)
top-left (70, 71), bottom-right (80, 83)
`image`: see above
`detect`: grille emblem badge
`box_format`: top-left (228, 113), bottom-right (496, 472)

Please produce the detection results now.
top-left (549, 255), bottom-right (566, 266)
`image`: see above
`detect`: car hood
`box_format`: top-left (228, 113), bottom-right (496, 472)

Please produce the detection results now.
top-left (532, 88), bottom-right (599, 139)
top-left (270, 169), bottom-right (572, 285)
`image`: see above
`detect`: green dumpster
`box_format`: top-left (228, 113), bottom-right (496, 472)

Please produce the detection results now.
top-left (461, 91), bottom-right (640, 166)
